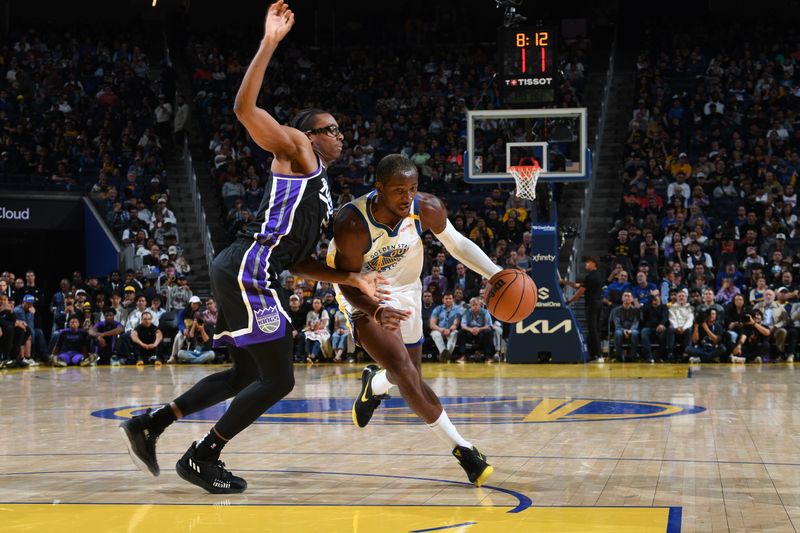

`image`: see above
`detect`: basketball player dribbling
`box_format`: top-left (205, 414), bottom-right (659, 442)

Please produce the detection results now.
top-left (328, 154), bottom-right (503, 486)
top-left (119, 1), bottom-right (387, 494)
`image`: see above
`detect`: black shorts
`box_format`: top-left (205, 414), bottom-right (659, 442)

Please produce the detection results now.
top-left (211, 240), bottom-right (292, 349)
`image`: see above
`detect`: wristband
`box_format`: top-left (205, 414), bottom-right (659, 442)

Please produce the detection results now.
top-left (372, 305), bottom-right (385, 322)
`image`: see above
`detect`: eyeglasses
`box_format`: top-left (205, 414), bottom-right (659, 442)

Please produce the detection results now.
top-left (306, 124), bottom-right (341, 137)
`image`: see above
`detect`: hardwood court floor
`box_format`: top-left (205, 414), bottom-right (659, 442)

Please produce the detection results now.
top-left (1, 362), bottom-right (799, 532)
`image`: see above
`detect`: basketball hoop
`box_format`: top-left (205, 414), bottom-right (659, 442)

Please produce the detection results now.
top-left (507, 163), bottom-right (541, 200)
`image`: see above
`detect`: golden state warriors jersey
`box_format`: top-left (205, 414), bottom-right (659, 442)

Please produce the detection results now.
top-left (327, 190), bottom-right (425, 316)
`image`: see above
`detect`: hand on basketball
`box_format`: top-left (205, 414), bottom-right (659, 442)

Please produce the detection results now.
top-left (263, 1), bottom-right (295, 43)
top-left (352, 271), bottom-right (391, 301)
top-left (374, 306), bottom-right (411, 331)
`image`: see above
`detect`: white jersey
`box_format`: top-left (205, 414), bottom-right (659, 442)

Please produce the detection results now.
top-left (327, 190), bottom-right (425, 344)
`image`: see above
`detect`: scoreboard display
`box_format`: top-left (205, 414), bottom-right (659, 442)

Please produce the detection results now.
top-left (498, 25), bottom-right (558, 105)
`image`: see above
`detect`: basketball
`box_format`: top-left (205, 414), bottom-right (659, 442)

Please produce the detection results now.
top-left (485, 269), bottom-right (537, 323)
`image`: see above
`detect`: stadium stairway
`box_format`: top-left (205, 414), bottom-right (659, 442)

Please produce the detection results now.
top-left (166, 155), bottom-right (212, 298)
top-left (555, 31), bottom-right (613, 279)
top-left (564, 67), bottom-right (635, 347)
top-left (188, 145), bottom-right (230, 256)
top-left (556, 71), bottom-right (605, 277)
top-left (576, 67), bottom-right (636, 264)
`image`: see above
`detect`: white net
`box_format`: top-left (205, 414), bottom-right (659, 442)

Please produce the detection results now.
top-left (508, 165), bottom-right (541, 200)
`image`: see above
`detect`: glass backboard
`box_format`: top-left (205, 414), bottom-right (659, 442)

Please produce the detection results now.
top-left (465, 107), bottom-right (589, 183)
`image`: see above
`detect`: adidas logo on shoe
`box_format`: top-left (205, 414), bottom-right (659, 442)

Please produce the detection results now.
top-left (212, 479), bottom-right (231, 489)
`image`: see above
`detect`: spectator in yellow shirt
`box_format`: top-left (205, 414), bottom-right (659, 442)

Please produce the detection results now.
top-left (668, 152), bottom-right (693, 178)
top-left (502, 197), bottom-right (529, 223)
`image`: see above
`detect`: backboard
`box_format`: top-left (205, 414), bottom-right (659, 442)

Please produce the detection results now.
top-left (464, 107), bottom-right (589, 183)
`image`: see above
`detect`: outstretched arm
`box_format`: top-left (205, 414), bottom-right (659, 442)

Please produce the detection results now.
top-left (418, 192), bottom-right (502, 280)
top-left (289, 256), bottom-right (389, 301)
top-left (233, 1), bottom-right (316, 173)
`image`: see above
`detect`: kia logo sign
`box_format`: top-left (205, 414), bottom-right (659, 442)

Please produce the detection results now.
top-left (0, 207), bottom-right (30, 220)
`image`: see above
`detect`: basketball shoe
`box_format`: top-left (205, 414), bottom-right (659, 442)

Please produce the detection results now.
top-left (175, 442), bottom-right (247, 494)
top-left (119, 409), bottom-right (161, 476)
top-left (352, 364), bottom-right (390, 428)
top-left (452, 445), bottom-right (494, 487)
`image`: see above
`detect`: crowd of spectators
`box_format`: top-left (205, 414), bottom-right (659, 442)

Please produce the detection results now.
top-left (0, 267), bottom-right (220, 367)
top-left (598, 23), bottom-right (800, 363)
top-left (186, 33), bottom-right (587, 362)
top-left (1, 29), bottom-right (165, 189)
top-left (0, 28), bottom-right (198, 307)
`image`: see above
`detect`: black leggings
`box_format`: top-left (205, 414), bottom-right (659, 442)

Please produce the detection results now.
top-left (173, 332), bottom-right (294, 440)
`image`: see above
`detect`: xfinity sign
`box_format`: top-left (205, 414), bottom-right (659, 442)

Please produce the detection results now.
top-left (507, 221), bottom-right (587, 363)
top-left (0, 207), bottom-right (30, 220)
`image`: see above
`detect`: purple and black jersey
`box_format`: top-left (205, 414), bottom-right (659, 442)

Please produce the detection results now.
top-left (214, 157), bottom-right (333, 348)
top-left (239, 156), bottom-right (333, 276)
top-left (94, 320), bottom-right (123, 334)
top-left (56, 328), bottom-right (89, 353)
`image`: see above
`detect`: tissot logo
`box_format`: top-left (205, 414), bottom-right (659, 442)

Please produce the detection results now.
top-left (505, 78), bottom-right (553, 86)
top-left (96, 397), bottom-right (705, 425)
top-left (0, 207), bottom-right (30, 220)
top-left (531, 225), bottom-right (556, 231)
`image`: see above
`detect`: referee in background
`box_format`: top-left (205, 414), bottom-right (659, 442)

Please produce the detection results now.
top-left (564, 256), bottom-right (604, 361)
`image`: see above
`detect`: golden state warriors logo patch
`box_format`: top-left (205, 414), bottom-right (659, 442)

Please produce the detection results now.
top-left (96, 396), bottom-right (705, 425)
top-left (254, 306), bottom-right (281, 333)
top-left (367, 244), bottom-right (409, 272)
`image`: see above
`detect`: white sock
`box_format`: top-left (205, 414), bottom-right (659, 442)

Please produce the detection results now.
top-left (370, 369), bottom-right (394, 395)
top-left (427, 409), bottom-right (471, 449)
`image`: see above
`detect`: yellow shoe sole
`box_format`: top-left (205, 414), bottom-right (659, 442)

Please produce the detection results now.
top-left (474, 464), bottom-right (494, 487)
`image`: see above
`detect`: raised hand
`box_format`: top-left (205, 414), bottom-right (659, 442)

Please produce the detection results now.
top-left (263, 1), bottom-right (295, 43)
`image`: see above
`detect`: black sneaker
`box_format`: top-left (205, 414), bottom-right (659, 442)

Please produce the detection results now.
top-left (452, 445), bottom-right (494, 487)
top-left (119, 410), bottom-right (161, 476)
top-left (175, 442), bottom-right (247, 494)
top-left (438, 349), bottom-right (451, 362)
top-left (351, 364), bottom-right (390, 428)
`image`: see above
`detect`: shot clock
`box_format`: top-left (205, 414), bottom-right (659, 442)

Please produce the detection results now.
top-left (499, 25), bottom-right (558, 106)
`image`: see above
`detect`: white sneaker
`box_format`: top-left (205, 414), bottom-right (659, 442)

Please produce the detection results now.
top-left (688, 356), bottom-right (702, 364)
top-left (595, 356), bottom-right (605, 363)
top-left (27, 359), bottom-right (41, 367)
top-left (754, 356), bottom-right (763, 364)
top-left (730, 355), bottom-right (746, 364)
top-left (786, 355), bottom-right (794, 363)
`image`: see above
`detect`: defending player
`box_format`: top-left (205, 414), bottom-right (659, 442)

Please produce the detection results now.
top-left (119, 1), bottom-right (386, 494)
top-left (328, 154), bottom-right (502, 486)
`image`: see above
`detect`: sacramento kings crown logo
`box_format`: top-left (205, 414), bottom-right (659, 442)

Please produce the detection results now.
top-left (254, 306), bottom-right (281, 333)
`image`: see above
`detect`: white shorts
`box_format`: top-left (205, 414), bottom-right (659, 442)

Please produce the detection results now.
top-left (340, 281), bottom-right (423, 346)
top-left (385, 282), bottom-right (423, 346)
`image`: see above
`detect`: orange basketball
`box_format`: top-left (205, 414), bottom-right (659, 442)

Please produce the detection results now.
top-left (485, 269), bottom-right (537, 323)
